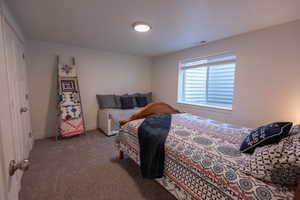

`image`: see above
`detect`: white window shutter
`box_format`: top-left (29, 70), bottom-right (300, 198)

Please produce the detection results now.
top-left (178, 53), bottom-right (236, 109)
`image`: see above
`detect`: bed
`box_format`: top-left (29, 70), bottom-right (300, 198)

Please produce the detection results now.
top-left (117, 113), bottom-right (295, 200)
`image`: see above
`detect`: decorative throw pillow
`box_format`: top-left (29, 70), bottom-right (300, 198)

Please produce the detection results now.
top-left (120, 96), bottom-right (134, 109)
top-left (127, 93), bottom-right (139, 107)
top-left (240, 122), bottom-right (293, 153)
top-left (136, 96), bottom-right (148, 107)
top-left (115, 93), bottom-right (144, 108)
top-left (240, 132), bottom-right (300, 187)
top-left (138, 92), bottom-right (152, 103)
top-left (96, 94), bottom-right (118, 109)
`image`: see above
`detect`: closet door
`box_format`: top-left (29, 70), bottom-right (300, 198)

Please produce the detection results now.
top-left (0, 15), bottom-right (19, 200)
top-left (15, 38), bottom-right (33, 157)
top-left (0, 17), bottom-right (31, 200)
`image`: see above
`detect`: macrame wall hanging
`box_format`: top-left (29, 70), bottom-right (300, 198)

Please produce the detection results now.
top-left (57, 56), bottom-right (86, 138)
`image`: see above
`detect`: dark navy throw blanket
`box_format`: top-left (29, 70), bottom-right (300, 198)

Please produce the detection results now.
top-left (138, 114), bottom-right (172, 179)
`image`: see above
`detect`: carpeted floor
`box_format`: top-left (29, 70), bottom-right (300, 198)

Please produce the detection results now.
top-left (20, 130), bottom-right (176, 200)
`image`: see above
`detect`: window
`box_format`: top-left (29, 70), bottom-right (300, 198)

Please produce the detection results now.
top-left (177, 53), bottom-right (236, 110)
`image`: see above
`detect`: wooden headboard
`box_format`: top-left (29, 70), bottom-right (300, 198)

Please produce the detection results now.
top-left (119, 101), bottom-right (180, 126)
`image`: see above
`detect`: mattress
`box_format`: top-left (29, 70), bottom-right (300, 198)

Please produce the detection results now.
top-left (118, 113), bottom-right (295, 200)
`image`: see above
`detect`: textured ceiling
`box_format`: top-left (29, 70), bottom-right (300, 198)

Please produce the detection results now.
top-left (7, 0), bottom-right (300, 56)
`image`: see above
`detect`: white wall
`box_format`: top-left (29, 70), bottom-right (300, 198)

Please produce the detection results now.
top-left (27, 41), bottom-right (152, 139)
top-left (152, 20), bottom-right (300, 128)
top-left (27, 20), bottom-right (300, 139)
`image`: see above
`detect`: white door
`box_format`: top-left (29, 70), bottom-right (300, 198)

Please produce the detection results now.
top-left (0, 15), bottom-right (32, 200)
top-left (0, 15), bottom-right (19, 200)
top-left (15, 39), bottom-right (33, 157)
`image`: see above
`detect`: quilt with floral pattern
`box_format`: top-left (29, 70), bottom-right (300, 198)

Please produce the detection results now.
top-left (118, 113), bottom-right (295, 200)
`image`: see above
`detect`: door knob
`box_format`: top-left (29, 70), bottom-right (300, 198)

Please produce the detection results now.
top-left (9, 159), bottom-right (30, 176)
top-left (20, 107), bottom-right (28, 113)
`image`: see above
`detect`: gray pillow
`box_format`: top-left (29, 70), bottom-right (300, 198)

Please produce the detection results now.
top-left (114, 95), bottom-right (122, 108)
top-left (138, 92), bottom-right (152, 103)
top-left (96, 95), bottom-right (117, 109)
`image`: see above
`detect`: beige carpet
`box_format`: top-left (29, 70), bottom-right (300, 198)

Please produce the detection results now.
top-left (20, 130), bottom-right (176, 200)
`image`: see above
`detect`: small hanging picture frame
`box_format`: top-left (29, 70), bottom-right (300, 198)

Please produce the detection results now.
top-left (58, 64), bottom-right (77, 77)
top-left (60, 79), bottom-right (77, 92)
top-left (59, 92), bottom-right (81, 106)
top-left (60, 105), bottom-right (81, 120)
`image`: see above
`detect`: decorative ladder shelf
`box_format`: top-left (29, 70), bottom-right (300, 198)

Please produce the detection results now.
top-left (56, 56), bottom-right (86, 139)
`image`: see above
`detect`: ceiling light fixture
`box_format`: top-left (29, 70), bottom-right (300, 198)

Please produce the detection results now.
top-left (132, 22), bottom-right (151, 33)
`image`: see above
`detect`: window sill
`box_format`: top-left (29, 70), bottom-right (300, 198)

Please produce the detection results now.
top-left (177, 101), bottom-right (232, 111)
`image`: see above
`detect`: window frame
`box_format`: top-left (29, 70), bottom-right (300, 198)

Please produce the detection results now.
top-left (177, 52), bottom-right (237, 111)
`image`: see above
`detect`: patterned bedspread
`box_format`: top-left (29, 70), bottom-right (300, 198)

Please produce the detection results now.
top-left (118, 113), bottom-right (295, 200)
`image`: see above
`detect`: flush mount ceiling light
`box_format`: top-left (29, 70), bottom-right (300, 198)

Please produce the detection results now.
top-left (132, 22), bottom-right (151, 33)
